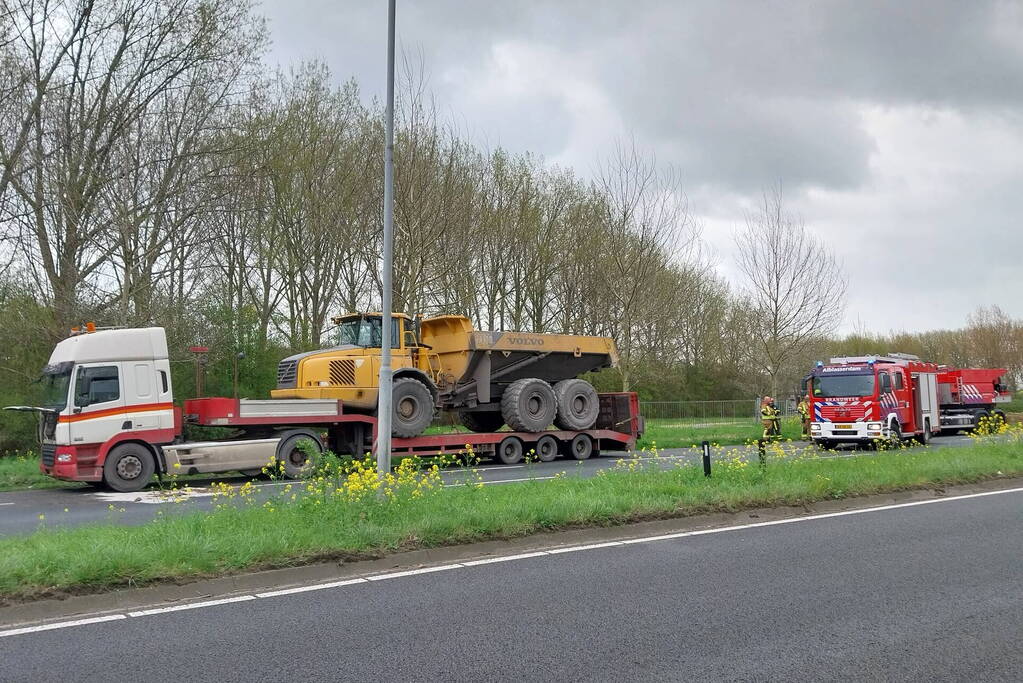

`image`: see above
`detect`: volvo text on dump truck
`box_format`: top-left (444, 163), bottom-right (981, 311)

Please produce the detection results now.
top-left (271, 313), bottom-right (619, 438)
top-left (4, 326), bottom-right (642, 492)
top-left (807, 354), bottom-right (1010, 448)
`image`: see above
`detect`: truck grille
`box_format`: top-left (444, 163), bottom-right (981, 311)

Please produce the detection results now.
top-left (41, 443), bottom-right (56, 466)
top-left (329, 359), bottom-right (356, 385)
top-left (276, 359), bottom-right (298, 389)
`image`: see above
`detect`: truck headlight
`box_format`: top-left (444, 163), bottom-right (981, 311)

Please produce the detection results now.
top-left (867, 422), bottom-right (881, 430)
top-left (810, 423), bottom-right (821, 432)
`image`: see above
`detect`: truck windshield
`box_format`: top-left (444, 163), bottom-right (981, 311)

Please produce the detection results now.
top-left (337, 317), bottom-right (399, 349)
top-left (39, 363), bottom-right (73, 412)
top-left (812, 374), bottom-right (875, 398)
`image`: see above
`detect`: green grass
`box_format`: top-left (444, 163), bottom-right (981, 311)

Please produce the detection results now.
top-left (1, 435), bottom-right (1020, 602)
top-left (0, 454), bottom-right (84, 492)
top-left (637, 416), bottom-right (803, 448)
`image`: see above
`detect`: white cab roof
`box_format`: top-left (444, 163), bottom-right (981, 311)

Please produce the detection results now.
top-left (49, 328), bottom-right (169, 365)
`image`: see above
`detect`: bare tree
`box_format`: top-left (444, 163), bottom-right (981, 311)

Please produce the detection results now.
top-left (734, 186), bottom-right (847, 396)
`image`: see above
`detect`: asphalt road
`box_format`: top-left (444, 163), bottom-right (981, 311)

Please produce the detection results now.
top-left (0, 433), bottom-right (978, 536)
top-left (2, 486), bottom-right (1020, 681)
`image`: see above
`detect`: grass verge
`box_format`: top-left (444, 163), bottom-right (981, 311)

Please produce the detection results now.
top-left (1, 434), bottom-right (1020, 602)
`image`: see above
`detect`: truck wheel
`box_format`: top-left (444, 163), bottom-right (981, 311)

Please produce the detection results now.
top-left (103, 443), bottom-right (155, 493)
top-left (568, 433), bottom-right (593, 460)
top-left (501, 378), bottom-right (557, 432)
top-left (391, 378), bottom-right (435, 438)
top-left (887, 422), bottom-right (903, 449)
top-left (535, 435), bottom-right (559, 462)
top-left (553, 379), bottom-right (599, 431)
top-left (458, 410), bottom-right (505, 433)
top-left (496, 436), bottom-right (524, 465)
top-left (277, 431), bottom-right (322, 479)
top-left (915, 420), bottom-right (932, 446)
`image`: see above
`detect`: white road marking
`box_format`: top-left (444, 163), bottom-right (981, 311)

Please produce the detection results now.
top-left (0, 614), bottom-right (126, 636)
top-left (445, 475), bottom-right (559, 487)
top-left (4, 485), bottom-right (1019, 639)
top-left (0, 502), bottom-right (14, 506)
top-left (365, 564), bottom-right (464, 580)
top-left (127, 595), bottom-right (257, 617)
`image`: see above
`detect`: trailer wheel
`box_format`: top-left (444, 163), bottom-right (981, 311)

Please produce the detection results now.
top-left (568, 433), bottom-right (593, 460)
top-left (390, 378), bottom-right (435, 438)
top-left (103, 443), bottom-right (155, 493)
top-left (276, 431), bottom-right (322, 479)
top-left (535, 435), bottom-right (559, 462)
top-left (458, 410), bottom-right (505, 433)
top-left (496, 436), bottom-right (524, 465)
top-left (553, 379), bottom-right (600, 431)
top-left (501, 378), bottom-right (557, 432)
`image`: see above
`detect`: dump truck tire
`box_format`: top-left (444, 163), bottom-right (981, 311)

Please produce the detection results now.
top-left (501, 378), bottom-right (557, 432)
top-left (553, 379), bottom-right (599, 430)
top-left (391, 377), bottom-right (435, 438)
top-left (458, 410), bottom-right (505, 433)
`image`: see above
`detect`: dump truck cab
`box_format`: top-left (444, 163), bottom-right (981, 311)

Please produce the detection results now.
top-left (270, 313), bottom-right (434, 411)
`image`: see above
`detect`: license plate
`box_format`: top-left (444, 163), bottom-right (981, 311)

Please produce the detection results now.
top-left (834, 424), bottom-right (853, 429)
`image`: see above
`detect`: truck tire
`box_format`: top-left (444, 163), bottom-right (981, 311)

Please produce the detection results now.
top-left (915, 419), bottom-right (932, 446)
top-left (552, 379), bottom-right (600, 431)
top-left (567, 433), bottom-right (593, 460)
top-left (501, 378), bottom-right (557, 433)
top-left (103, 443), bottom-right (155, 493)
top-left (973, 410), bottom-right (990, 432)
top-left (458, 410), bottom-right (505, 433)
top-left (496, 436), bottom-right (524, 465)
top-left (535, 435), bottom-right (559, 462)
top-left (391, 378), bottom-right (435, 438)
top-left (276, 431), bottom-right (322, 479)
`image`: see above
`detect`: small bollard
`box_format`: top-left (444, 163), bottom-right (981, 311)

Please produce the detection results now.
top-left (757, 439), bottom-right (767, 467)
top-left (702, 440), bottom-right (711, 477)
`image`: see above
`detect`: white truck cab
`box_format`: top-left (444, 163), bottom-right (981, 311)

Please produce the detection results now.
top-left (24, 327), bottom-right (178, 485)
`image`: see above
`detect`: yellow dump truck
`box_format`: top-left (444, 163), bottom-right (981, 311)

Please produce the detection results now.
top-left (271, 313), bottom-right (618, 437)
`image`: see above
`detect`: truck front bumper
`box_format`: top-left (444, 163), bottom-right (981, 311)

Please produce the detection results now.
top-left (39, 444), bottom-right (103, 482)
top-left (810, 421), bottom-right (886, 442)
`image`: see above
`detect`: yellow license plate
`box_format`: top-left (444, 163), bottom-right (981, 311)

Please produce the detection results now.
top-left (834, 424), bottom-right (853, 429)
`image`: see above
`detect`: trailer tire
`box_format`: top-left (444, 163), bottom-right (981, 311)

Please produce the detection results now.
top-left (276, 431), bottom-right (322, 479)
top-left (552, 379), bottom-right (600, 431)
top-left (458, 410), bottom-right (505, 433)
top-left (568, 433), bottom-right (593, 460)
top-left (496, 436), bottom-right (524, 465)
top-left (391, 378), bottom-right (435, 438)
top-left (103, 443), bottom-right (155, 493)
top-left (501, 378), bottom-right (557, 433)
top-left (535, 435), bottom-right (559, 462)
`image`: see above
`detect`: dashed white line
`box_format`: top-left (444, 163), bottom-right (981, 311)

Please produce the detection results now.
top-left (2, 485), bottom-right (1019, 639)
top-left (0, 502), bottom-right (14, 506)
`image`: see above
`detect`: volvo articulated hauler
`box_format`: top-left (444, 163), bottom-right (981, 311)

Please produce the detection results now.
top-left (271, 313), bottom-right (619, 438)
top-left (5, 326), bottom-right (642, 492)
top-left (807, 354), bottom-right (1011, 449)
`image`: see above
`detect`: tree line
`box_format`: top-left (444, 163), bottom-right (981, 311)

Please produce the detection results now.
top-left (0, 0), bottom-right (1017, 451)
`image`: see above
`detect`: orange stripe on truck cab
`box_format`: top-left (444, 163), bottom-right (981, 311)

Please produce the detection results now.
top-left (58, 402), bottom-right (174, 424)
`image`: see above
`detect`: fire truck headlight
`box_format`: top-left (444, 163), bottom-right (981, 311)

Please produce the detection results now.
top-left (810, 423), bottom-right (821, 432)
top-left (867, 422), bottom-right (882, 430)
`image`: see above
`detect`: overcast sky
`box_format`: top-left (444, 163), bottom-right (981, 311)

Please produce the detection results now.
top-left (260, 0), bottom-right (1023, 334)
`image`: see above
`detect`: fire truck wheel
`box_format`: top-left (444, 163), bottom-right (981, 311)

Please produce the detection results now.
top-left (815, 440), bottom-right (835, 451)
top-left (915, 420), bottom-right (932, 446)
top-left (887, 422), bottom-right (903, 448)
top-left (391, 378), bottom-right (435, 438)
top-left (568, 433), bottom-right (593, 460)
top-left (496, 436), bottom-right (524, 465)
top-left (103, 443), bottom-right (155, 492)
top-left (535, 435), bottom-right (559, 462)
top-left (458, 410), bottom-right (505, 433)
top-left (501, 378), bottom-right (557, 432)
top-left (276, 431), bottom-right (322, 479)
top-left (553, 379), bottom-right (599, 431)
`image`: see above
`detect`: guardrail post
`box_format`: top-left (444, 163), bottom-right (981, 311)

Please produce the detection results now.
top-left (702, 440), bottom-right (711, 477)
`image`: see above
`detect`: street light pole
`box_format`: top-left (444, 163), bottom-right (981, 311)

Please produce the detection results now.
top-left (376, 0), bottom-right (396, 478)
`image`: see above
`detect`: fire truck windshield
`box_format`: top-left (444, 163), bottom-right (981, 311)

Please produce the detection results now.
top-left (812, 374), bottom-right (875, 398)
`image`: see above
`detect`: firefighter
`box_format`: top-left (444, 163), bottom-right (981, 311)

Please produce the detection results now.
top-left (797, 396), bottom-right (811, 438)
top-left (761, 396), bottom-right (780, 440)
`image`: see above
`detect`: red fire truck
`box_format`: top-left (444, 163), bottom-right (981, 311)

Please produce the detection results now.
top-left (5, 326), bottom-right (642, 492)
top-left (807, 354), bottom-right (1010, 448)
